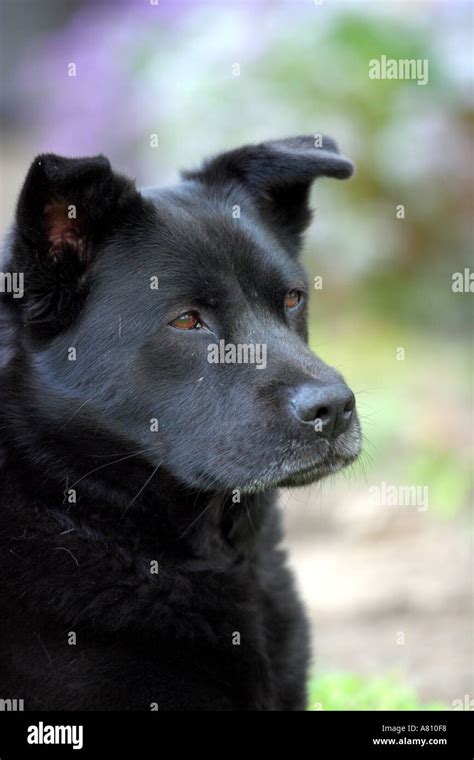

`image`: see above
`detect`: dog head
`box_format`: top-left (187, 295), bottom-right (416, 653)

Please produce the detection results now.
top-left (9, 136), bottom-right (361, 493)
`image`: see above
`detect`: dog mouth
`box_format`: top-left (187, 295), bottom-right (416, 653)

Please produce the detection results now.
top-left (273, 452), bottom-right (357, 488)
top-left (188, 417), bottom-right (362, 495)
top-left (232, 426), bottom-right (362, 494)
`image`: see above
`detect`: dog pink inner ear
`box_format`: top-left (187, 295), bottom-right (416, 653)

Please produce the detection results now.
top-left (44, 201), bottom-right (87, 258)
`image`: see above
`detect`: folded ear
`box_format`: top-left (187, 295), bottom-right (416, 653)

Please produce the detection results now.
top-left (183, 135), bottom-right (354, 253)
top-left (13, 154), bottom-right (140, 334)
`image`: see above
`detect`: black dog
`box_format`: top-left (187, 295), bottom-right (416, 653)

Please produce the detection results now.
top-left (0, 136), bottom-right (360, 710)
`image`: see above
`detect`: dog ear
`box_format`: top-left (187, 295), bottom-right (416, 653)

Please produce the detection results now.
top-left (13, 154), bottom-right (140, 334)
top-left (183, 135), bottom-right (353, 253)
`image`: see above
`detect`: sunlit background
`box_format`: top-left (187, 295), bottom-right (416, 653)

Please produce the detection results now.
top-left (1, 0), bottom-right (472, 709)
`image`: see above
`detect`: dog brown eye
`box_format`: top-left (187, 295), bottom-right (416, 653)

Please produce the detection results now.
top-left (170, 312), bottom-right (201, 330)
top-left (284, 290), bottom-right (301, 310)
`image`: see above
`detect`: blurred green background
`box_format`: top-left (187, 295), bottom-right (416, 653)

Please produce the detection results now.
top-left (0, 0), bottom-right (472, 710)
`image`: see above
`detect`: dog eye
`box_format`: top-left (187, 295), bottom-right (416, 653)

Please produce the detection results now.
top-left (284, 289), bottom-right (302, 310)
top-left (169, 312), bottom-right (202, 330)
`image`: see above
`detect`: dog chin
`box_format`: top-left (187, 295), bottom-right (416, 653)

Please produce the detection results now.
top-left (273, 454), bottom-right (357, 488)
top-left (240, 428), bottom-right (362, 493)
top-left (230, 448), bottom-right (360, 495)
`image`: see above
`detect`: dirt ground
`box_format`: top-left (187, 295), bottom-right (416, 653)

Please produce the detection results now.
top-left (282, 481), bottom-right (473, 706)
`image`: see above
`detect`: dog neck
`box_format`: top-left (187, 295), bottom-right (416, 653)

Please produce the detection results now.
top-left (2, 414), bottom-right (276, 561)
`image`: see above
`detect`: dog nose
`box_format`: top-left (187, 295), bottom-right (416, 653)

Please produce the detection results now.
top-left (290, 382), bottom-right (355, 438)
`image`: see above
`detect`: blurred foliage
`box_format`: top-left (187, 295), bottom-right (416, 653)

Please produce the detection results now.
top-left (308, 672), bottom-right (446, 711)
